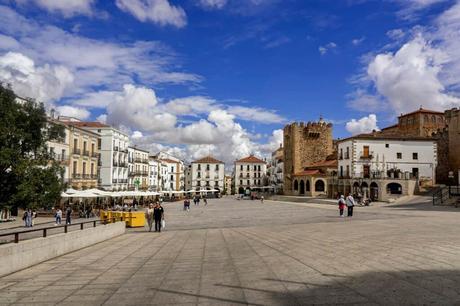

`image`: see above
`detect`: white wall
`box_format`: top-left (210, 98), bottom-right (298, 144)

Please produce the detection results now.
top-left (191, 162), bottom-right (225, 190)
top-left (338, 139), bottom-right (437, 179)
top-left (234, 162), bottom-right (267, 191)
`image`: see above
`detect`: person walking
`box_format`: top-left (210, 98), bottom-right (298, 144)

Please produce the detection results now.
top-left (22, 210), bottom-right (29, 227)
top-left (26, 209), bottom-right (32, 227)
top-left (55, 208), bottom-right (62, 225)
top-left (260, 195), bottom-right (264, 203)
top-left (338, 195), bottom-right (346, 217)
top-left (154, 202), bottom-right (164, 232)
top-left (203, 196), bottom-right (208, 206)
top-left (145, 203), bottom-right (155, 232)
top-left (65, 206), bottom-right (72, 224)
top-left (346, 193), bottom-right (355, 217)
top-left (31, 210), bottom-right (37, 226)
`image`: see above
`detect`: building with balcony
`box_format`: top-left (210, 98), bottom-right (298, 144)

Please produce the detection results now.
top-left (60, 119), bottom-right (129, 191)
top-left (234, 155), bottom-right (267, 195)
top-left (128, 146), bottom-right (149, 190)
top-left (336, 133), bottom-right (437, 201)
top-left (153, 152), bottom-right (185, 191)
top-left (268, 144), bottom-right (284, 194)
top-left (62, 122), bottom-right (100, 190)
top-left (224, 175), bottom-right (232, 195)
top-left (47, 119), bottom-right (70, 185)
top-left (191, 156), bottom-right (225, 193)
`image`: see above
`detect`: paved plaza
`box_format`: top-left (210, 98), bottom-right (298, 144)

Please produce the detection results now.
top-left (1, 197), bottom-right (460, 305)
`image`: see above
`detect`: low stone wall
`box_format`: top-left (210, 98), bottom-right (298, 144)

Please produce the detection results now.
top-left (0, 222), bottom-right (126, 277)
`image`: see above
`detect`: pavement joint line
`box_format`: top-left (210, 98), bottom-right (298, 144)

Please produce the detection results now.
top-left (234, 228), bottom-right (381, 305)
top-left (98, 231), bottom-right (182, 305)
top-left (50, 233), bottom-right (153, 305)
top-left (196, 229), bottom-right (208, 305)
top-left (125, 231), bottom-right (194, 305)
top-left (231, 227), bottom-right (303, 305)
top-left (219, 228), bottom-right (249, 305)
top-left (241, 227), bottom-right (453, 304)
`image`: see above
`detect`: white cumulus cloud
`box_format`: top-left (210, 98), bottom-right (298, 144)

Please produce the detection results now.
top-left (14, 0), bottom-right (95, 17)
top-left (115, 0), bottom-right (187, 28)
top-left (0, 51), bottom-right (74, 104)
top-left (55, 105), bottom-right (90, 120)
top-left (346, 114), bottom-right (380, 135)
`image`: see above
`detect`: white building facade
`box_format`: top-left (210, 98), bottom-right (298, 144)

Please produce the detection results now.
top-left (234, 155), bottom-right (267, 194)
top-left (128, 146), bottom-right (149, 190)
top-left (154, 152), bottom-right (185, 191)
top-left (336, 135), bottom-right (437, 201)
top-left (190, 156), bottom-right (225, 192)
top-left (73, 122), bottom-right (129, 191)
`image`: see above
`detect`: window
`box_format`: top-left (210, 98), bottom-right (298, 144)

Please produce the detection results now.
top-left (198, 164), bottom-right (201, 170)
top-left (206, 164), bottom-right (210, 171)
top-left (254, 180), bottom-right (257, 185)
top-left (240, 180), bottom-right (243, 185)
top-left (254, 165), bottom-right (257, 171)
top-left (91, 163), bottom-right (94, 175)
top-left (83, 141), bottom-right (87, 152)
top-left (385, 144), bottom-right (389, 148)
top-left (216, 164), bottom-right (219, 171)
top-left (197, 172), bottom-right (201, 178)
top-left (346, 147), bottom-right (349, 159)
top-left (363, 146), bottom-right (370, 157)
top-left (339, 148), bottom-right (343, 159)
top-left (73, 138), bottom-right (78, 149)
top-left (91, 143), bottom-right (95, 154)
top-left (346, 165), bottom-right (350, 177)
top-left (340, 166), bottom-right (343, 177)
top-left (73, 161), bottom-right (77, 174)
top-left (82, 162), bottom-right (86, 175)
top-left (215, 181), bottom-right (219, 186)
top-left (397, 152), bottom-right (402, 159)
top-left (170, 175), bottom-right (174, 180)
top-left (247, 180), bottom-right (250, 185)
top-left (240, 165), bottom-right (243, 171)
top-left (247, 165), bottom-right (250, 171)
top-left (258, 165), bottom-right (261, 171)
top-left (413, 153), bottom-right (418, 160)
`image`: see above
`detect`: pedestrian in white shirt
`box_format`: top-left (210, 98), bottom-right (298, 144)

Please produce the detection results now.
top-left (346, 194), bottom-right (355, 217)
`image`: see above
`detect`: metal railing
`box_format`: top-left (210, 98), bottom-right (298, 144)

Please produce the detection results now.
top-left (0, 218), bottom-right (123, 244)
top-left (72, 148), bottom-right (81, 155)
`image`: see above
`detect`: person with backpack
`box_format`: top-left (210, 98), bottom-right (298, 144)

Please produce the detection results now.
top-left (346, 193), bottom-right (355, 217)
top-left (338, 195), bottom-right (346, 217)
top-left (65, 206), bottom-right (72, 224)
top-left (22, 210), bottom-right (29, 227)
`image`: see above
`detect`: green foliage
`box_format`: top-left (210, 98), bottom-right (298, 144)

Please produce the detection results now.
top-left (0, 84), bottom-right (65, 210)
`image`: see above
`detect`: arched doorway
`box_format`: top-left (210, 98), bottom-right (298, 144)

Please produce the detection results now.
top-left (238, 187), bottom-right (244, 195)
top-left (352, 182), bottom-right (360, 194)
top-left (299, 180), bottom-right (305, 195)
top-left (387, 183), bottom-right (402, 194)
top-left (294, 180), bottom-right (299, 191)
top-left (315, 180), bottom-right (325, 192)
top-left (306, 180), bottom-right (310, 192)
top-left (370, 182), bottom-right (378, 201)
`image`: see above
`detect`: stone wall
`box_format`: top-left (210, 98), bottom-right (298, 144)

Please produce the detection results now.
top-left (433, 128), bottom-right (449, 184)
top-left (0, 222), bottom-right (126, 277)
top-left (446, 108), bottom-right (460, 184)
top-left (283, 120), bottom-right (333, 194)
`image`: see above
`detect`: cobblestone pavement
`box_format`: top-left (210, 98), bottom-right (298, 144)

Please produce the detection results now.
top-left (1, 197), bottom-right (460, 305)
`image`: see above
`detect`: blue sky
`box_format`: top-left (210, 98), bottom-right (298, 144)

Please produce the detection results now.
top-left (1, 0), bottom-right (460, 163)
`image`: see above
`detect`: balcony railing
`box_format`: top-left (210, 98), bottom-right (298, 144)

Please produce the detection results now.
top-left (72, 173), bottom-right (81, 179)
top-left (82, 150), bottom-right (90, 157)
top-left (91, 152), bottom-right (99, 158)
top-left (114, 146), bottom-right (119, 151)
top-left (51, 154), bottom-right (69, 162)
top-left (72, 148), bottom-right (81, 155)
top-left (337, 171), bottom-right (417, 180)
top-left (359, 151), bottom-right (374, 159)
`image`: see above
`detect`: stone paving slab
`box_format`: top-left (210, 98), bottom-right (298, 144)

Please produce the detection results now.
top-left (1, 198), bottom-right (460, 305)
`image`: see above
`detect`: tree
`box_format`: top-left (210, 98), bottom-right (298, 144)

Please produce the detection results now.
top-left (0, 84), bottom-right (65, 212)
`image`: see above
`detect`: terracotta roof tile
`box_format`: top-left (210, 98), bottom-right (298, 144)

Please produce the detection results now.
top-left (192, 156), bottom-right (224, 164)
top-left (235, 155), bottom-right (266, 163)
top-left (63, 121), bottom-right (109, 128)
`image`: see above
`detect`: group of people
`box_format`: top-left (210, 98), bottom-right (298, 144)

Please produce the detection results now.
top-left (22, 209), bottom-right (37, 227)
top-left (183, 195), bottom-right (208, 211)
top-left (54, 207), bottom-right (72, 225)
top-left (145, 201), bottom-right (165, 232)
top-left (338, 194), bottom-right (355, 217)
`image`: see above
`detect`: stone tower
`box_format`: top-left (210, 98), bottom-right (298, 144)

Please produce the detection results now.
top-left (283, 118), bottom-right (333, 194)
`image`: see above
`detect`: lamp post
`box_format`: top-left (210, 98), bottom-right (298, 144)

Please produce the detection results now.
top-left (448, 171), bottom-right (454, 196)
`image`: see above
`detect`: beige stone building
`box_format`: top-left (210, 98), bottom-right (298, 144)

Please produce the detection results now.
top-left (283, 118), bottom-right (334, 195)
top-left (380, 108), bottom-right (446, 137)
top-left (224, 175), bottom-right (232, 195)
top-left (67, 124), bottom-right (100, 190)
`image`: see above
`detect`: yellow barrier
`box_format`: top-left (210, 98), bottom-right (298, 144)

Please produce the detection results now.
top-left (100, 210), bottom-right (145, 228)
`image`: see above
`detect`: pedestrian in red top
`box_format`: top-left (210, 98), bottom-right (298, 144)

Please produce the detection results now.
top-left (338, 195), bottom-right (346, 217)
